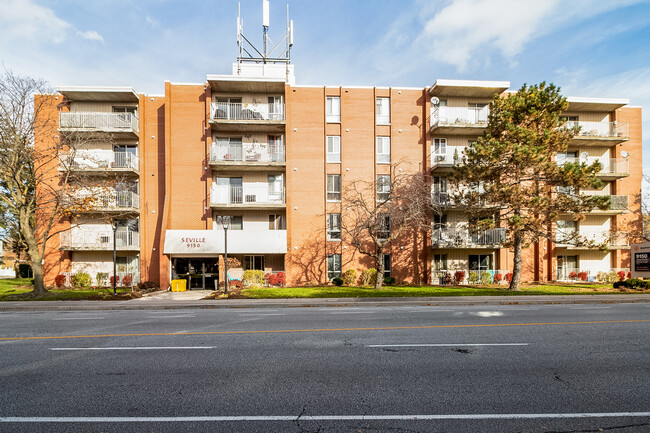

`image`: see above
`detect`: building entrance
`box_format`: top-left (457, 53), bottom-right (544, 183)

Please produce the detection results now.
top-left (171, 258), bottom-right (219, 290)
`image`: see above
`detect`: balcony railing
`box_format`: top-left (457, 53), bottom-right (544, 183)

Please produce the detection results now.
top-left (432, 269), bottom-right (510, 285)
top-left (59, 112), bottom-right (139, 133)
top-left (210, 185), bottom-right (285, 206)
top-left (60, 228), bottom-right (139, 250)
top-left (209, 142), bottom-right (285, 163)
top-left (210, 102), bottom-right (285, 121)
top-left (556, 268), bottom-right (589, 281)
top-left (431, 106), bottom-right (489, 128)
top-left (432, 227), bottom-right (506, 247)
top-left (61, 271), bottom-right (141, 287)
top-left (69, 190), bottom-right (139, 211)
top-left (557, 157), bottom-right (629, 176)
top-left (431, 148), bottom-right (466, 168)
top-left (60, 151), bottom-right (139, 172)
top-left (555, 230), bottom-right (628, 247)
top-left (565, 121), bottom-right (628, 139)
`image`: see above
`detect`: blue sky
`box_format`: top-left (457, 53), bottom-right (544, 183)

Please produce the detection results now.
top-left (1, 0), bottom-right (649, 176)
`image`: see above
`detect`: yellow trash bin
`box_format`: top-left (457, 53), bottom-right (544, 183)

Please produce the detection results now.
top-left (171, 279), bottom-right (187, 292)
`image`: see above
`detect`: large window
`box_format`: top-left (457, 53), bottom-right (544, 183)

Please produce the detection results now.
top-left (230, 216), bottom-right (243, 230)
top-left (376, 97), bottom-right (390, 125)
top-left (268, 214), bottom-right (285, 230)
top-left (268, 96), bottom-right (283, 120)
top-left (377, 175), bottom-right (390, 202)
top-left (327, 136), bottom-right (341, 163)
top-left (383, 254), bottom-right (392, 278)
top-left (268, 175), bottom-right (283, 201)
top-left (376, 137), bottom-right (390, 164)
top-left (326, 97), bottom-right (341, 123)
top-left (433, 138), bottom-right (447, 162)
top-left (327, 254), bottom-right (342, 280)
top-left (377, 214), bottom-right (390, 240)
top-left (244, 255), bottom-right (264, 271)
top-left (327, 175), bottom-right (341, 202)
top-left (327, 213), bottom-right (341, 241)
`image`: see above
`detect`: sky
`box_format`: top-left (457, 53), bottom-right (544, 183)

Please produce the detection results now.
top-left (1, 0), bottom-right (649, 176)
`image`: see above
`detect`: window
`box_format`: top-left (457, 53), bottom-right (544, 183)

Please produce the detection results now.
top-left (383, 254), bottom-right (391, 278)
top-left (377, 175), bottom-right (390, 202)
top-left (214, 137), bottom-right (243, 161)
top-left (327, 213), bottom-right (341, 241)
top-left (557, 185), bottom-right (577, 196)
top-left (113, 106), bottom-right (137, 114)
top-left (327, 136), bottom-right (341, 163)
top-left (556, 151), bottom-right (578, 164)
top-left (468, 102), bottom-right (488, 123)
top-left (268, 96), bottom-right (283, 120)
top-left (433, 138), bottom-right (447, 162)
top-left (376, 97), bottom-right (390, 125)
top-left (327, 175), bottom-right (341, 201)
top-left (268, 214), bottom-right (285, 230)
top-left (230, 216), bottom-right (243, 230)
top-left (268, 175), bottom-right (283, 201)
top-left (557, 255), bottom-right (579, 280)
top-left (268, 135), bottom-right (283, 162)
top-left (327, 254), bottom-right (342, 279)
top-left (560, 115), bottom-right (579, 128)
top-left (113, 144), bottom-right (138, 168)
top-left (326, 97), bottom-right (341, 123)
top-left (376, 137), bottom-right (390, 164)
top-left (244, 255), bottom-right (265, 271)
top-left (433, 254), bottom-right (448, 271)
top-left (377, 214), bottom-right (390, 240)
top-left (556, 220), bottom-right (577, 242)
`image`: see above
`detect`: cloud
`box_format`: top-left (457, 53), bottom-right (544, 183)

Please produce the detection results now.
top-left (0, 0), bottom-right (70, 44)
top-left (77, 30), bottom-right (104, 43)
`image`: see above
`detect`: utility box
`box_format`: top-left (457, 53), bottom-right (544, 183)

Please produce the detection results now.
top-left (171, 279), bottom-right (187, 292)
top-left (630, 242), bottom-right (650, 278)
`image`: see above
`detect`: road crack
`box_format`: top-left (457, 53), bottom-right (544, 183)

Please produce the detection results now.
top-left (541, 422), bottom-right (650, 433)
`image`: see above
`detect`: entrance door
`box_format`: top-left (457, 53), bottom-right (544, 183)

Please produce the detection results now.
top-left (172, 258), bottom-right (219, 290)
top-left (469, 254), bottom-right (493, 279)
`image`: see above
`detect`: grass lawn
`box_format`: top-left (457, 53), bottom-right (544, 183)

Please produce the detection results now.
top-left (0, 278), bottom-right (133, 301)
top-left (241, 283), bottom-right (648, 299)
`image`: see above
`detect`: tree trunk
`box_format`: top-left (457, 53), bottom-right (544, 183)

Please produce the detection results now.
top-left (375, 250), bottom-right (384, 290)
top-left (31, 260), bottom-right (46, 294)
top-left (21, 209), bottom-right (47, 295)
top-left (509, 231), bottom-right (523, 291)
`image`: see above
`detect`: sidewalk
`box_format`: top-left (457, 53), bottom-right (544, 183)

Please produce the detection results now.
top-left (0, 291), bottom-right (648, 311)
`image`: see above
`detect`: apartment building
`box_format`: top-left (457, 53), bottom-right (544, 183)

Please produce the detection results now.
top-left (36, 62), bottom-right (642, 289)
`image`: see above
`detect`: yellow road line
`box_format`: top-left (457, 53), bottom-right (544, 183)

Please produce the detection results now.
top-left (0, 319), bottom-right (649, 342)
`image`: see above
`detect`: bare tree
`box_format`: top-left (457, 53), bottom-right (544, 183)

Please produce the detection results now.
top-left (341, 164), bottom-right (435, 289)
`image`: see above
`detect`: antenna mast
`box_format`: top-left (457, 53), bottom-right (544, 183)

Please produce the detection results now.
top-left (236, 1), bottom-right (293, 71)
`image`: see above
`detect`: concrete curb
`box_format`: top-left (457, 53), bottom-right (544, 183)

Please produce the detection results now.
top-left (0, 294), bottom-right (648, 311)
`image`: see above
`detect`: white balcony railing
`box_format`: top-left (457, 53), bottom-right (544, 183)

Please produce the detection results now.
top-left (210, 102), bottom-right (285, 121)
top-left (210, 185), bottom-right (285, 206)
top-left (432, 227), bottom-right (506, 247)
top-left (209, 142), bottom-right (285, 163)
top-left (60, 228), bottom-right (140, 250)
top-left (431, 147), bottom-right (466, 167)
top-left (557, 268), bottom-right (589, 281)
top-left (60, 151), bottom-right (139, 172)
top-left (557, 157), bottom-right (629, 176)
top-left (70, 190), bottom-right (140, 211)
top-left (431, 106), bottom-right (489, 128)
top-left (555, 230), bottom-right (628, 247)
top-left (565, 121), bottom-right (628, 139)
top-left (60, 112), bottom-right (139, 133)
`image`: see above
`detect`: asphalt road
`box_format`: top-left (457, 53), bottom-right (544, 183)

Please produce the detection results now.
top-left (1, 303), bottom-right (649, 432)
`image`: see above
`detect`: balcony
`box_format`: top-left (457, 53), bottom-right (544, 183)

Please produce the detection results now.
top-left (210, 185), bottom-right (286, 210)
top-left (432, 227), bottom-right (506, 248)
top-left (430, 106), bottom-right (488, 135)
top-left (557, 157), bottom-right (629, 180)
top-left (589, 195), bottom-right (628, 215)
top-left (209, 142), bottom-right (285, 171)
top-left (209, 102), bottom-right (285, 132)
top-left (430, 148), bottom-right (465, 171)
top-left (432, 192), bottom-right (498, 209)
top-left (60, 228), bottom-right (139, 251)
top-left (566, 121), bottom-right (629, 146)
top-left (555, 230), bottom-right (628, 250)
top-left (68, 191), bottom-right (140, 213)
top-left (211, 230), bottom-right (287, 254)
top-left (60, 151), bottom-right (139, 175)
top-left (59, 112), bottom-right (139, 137)
top-left (431, 269), bottom-right (510, 285)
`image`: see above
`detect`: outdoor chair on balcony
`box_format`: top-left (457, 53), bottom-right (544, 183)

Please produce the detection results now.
top-left (214, 109), bottom-right (227, 119)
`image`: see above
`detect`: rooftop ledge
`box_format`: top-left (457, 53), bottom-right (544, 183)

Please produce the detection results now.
top-left (429, 79), bottom-right (510, 98)
top-left (56, 86), bottom-right (139, 103)
top-left (207, 75), bottom-right (288, 93)
top-left (566, 96), bottom-right (629, 112)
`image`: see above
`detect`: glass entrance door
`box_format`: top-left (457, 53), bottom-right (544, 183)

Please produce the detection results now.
top-left (172, 258), bottom-right (219, 290)
top-left (469, 254), bottom-right (493, 279)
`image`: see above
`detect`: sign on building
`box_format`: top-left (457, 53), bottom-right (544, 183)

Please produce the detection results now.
top-left (630, 242), bottom-right (650, 278)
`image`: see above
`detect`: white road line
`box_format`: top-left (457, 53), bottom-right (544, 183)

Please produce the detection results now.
top-left (367, 343), bottom-right (529, 347)
top-left (570, 307), bottom-right (612, 310)
top-left (329, 311), bottom-right (375, 314)
top-left (50, 347), bottom-right (214, 351)
top-left (145, 315), bottom-right (196, 318)
top-left (52, 317), bottom-right (105, 320)
top-left (2, 412), bottom-right (649, 422)
top-left (238, 313), bottom-right (286, 317)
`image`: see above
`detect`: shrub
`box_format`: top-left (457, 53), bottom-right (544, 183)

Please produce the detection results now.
top-left (360, 268), bottom-right (377, 285)
top-left (613, 281), bottom-right (624, 289)
top-left (569, 271), bottom-right (577, 280)
top-left (595, 271), bottom-right (607, 282)
top-left (137, 281), bottom-right (160, 292)
top-left (268, 274), bottom-right (279, 286)
top-left (617, 271), bottom-right (626, 281)
top-left (109, 275), bottom-right (120, 287)
top-left (468, 271), bottom-right (479, 284)
top-left (454, 271), bottom-right (465, 285)
top-left (219, 279), bottom-right (243, 290)
top-left (243, 270), bottom-right (264, 287)
top-left (54, 274), bottom-right (66, 288)
top-left (332, 277), bottom-right (344, 286)
top-left (443, 272), bottom-right (452, 285)
top-left (95, 272), bottom-right (108, 287)
top-left (607, 271), bottom-right (619, 283)
top-left (383, 276), bottom-right (396, 285)
top-left (276, 272), bottom-right (286, 286)
top-left (342, 269), bottom-right (357, 286)
top-left (480, 272), bottom-right (493, 286)
top-left (504, 273), bottom-right (513, 283)
top-left (627, 271), bottom-right (632, 279)
top-left (577, 271), bottom-right (588, 282)
top-left (494, 273), bottom-right (503, 284)
top-left (122, 274), bottom-right (133, 287)
top-left (73, 272), bottom-right (92, 288)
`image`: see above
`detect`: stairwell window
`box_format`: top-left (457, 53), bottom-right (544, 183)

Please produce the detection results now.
top-left (377, 175), bottom-right (390, 202)
top-left (327, 136), bottom-right (341, 163)
top-left (376, 97), bottom-right (390, 125)
top-left (377, 214), bottom-right (390, 240)
top-left (230, 216), bottom-right (243, 230)
top-left (269, 214), bottom-right (285, 230)
top-left (383, 254), bottom-right (392, 278)
top-left (326, 97), bottom-right (341, 123)
top-left (327, 213), bottom-right (341, 241)
top-left (327, 175), bottom-right (341, 202)
top-left (376, 137), bottom-right (390, 164)
top-left (327, 254), bottom-right (342, 280)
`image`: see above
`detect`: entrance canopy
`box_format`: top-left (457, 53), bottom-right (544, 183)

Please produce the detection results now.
top-left (163, 230), bottom-right (287, 255)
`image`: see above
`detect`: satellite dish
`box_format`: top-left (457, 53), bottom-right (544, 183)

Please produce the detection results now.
top-left (430, 97), bottom-right (440, 105)
top-left (621, 151), bottom-right (629, 158)
top-left (580, 152), bottom-right (589, 160)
